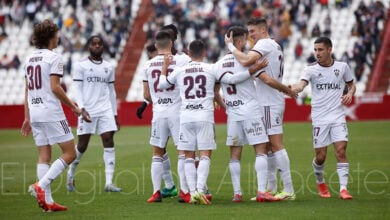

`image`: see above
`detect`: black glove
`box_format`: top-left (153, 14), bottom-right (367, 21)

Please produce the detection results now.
top-left (136, 102), bottom-right (148, 119)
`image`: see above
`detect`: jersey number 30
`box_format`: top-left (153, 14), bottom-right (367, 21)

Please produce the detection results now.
top-left (27, 65), bottom-right (42, 90)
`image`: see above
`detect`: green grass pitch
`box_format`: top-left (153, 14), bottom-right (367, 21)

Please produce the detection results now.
top-left (0, 121), bottom-right (389, 219)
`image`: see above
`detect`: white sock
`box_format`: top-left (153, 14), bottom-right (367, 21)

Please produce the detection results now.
top-left (37, 163), bottom-right (53, 204)
top-left (184, 158), bottom-right (196, 193)
top-left (196, 156), bottom-right (210, 193)
top-left (313, 159), bottom-right (325, 184)
top-left (229, 159), bottom-right (241, 195)
top-left (151, 156), bottom-right (163, 193)
top-left (337, 163), bottom-right (349, 191)
top-left (267, 152), bottom-right (277, 193)
top-left (178, 154), bottom-right (188, 193)
top-left (162, 152), bottom-right (174, 189)
top-left (275, 149), bottom-right (294, 194)
top-left (255, 154), bottom-right (268, 192)
top-left (38, 158), bottom-right (67, 190)
top-left (103, 148), bottom-right (115, 186)
top-left (68, 145), bottom-right (83, 177)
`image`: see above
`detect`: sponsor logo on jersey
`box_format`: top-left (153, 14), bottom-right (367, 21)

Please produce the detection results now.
top-left (185, 104), bottom-right (204, 110)
top-left (87, 76), bottom-right (108, 83)
top-left (226, 99), bottom-right (244, 107)
top-left (316, 83), bottom-right (341, 90)
top-left (157, 97), bottom-right (173, 104)
top-left (31, 97), bottom-right (44, 104)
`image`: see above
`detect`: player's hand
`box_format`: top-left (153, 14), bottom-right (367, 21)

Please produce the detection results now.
top-left (136, 102), bottom-right (148, 119)
top-left (72, 106), bottom-right (82, 116)
top-left (21, 119), bottom-right (31, 137)
top-left (286, 86), bottom-right (299, 99)
top-left (254, 58), bottom-right (268, 70)
top-left (115, 115), bottom-right (120, 131)
top-left (224, 31), bottom-right (234, 45)
top-left (341, 93), bottom-right (353, 105)
top-left (81, 108), bottom-right (92, 122)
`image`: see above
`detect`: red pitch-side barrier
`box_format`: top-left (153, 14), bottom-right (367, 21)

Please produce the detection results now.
top-left (1, 94), bottom-right (390, 129)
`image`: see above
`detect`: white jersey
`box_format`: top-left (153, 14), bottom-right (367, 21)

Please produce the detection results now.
top-left (301, 61), bottom-right (354, 124)
top-left (73, 57), bottom-right (115, 117)
top-left (159, 61), bottom-right (217, 123)
top-left (252, 38), bottom-right (285, 106)
top-left (23, 49), bottom-right (66, 123)
top-left (214, 53), bottom-right (261, 121)
top-left (142, 54), bottom-right (189, 120)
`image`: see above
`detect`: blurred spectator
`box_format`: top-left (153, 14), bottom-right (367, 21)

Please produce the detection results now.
top-left (340, 51), bottom-right (351, 66)
top-left (352, 41), bottom-right (366, 81)
top-left (0, 54), bottom-right (11, 69)
top-left (319, 0), bottom-right (329, 9)
top-left (25, 1), bottom-right (38, 22)
top-left (307, 52), bottom-right (316, 63)
top-left (311, 23), bottom-right (321, 38)
top-left (323, 13), bottom-right (331, 37)
top-left (146, 43), bottom-right (157, 59)
top-left (294, 39), bottom-right (303, 59)
top-left (10, 54), bottom-right (21, 69)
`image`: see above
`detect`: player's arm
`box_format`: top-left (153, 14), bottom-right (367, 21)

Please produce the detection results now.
top-left (219, 58), bottom-right (268, 84)
top-left (51, 74), bottom-right (81, 116)
top-left (258, 72), bottom-right (298, 98)
top-left (136, 81), bottom-right (151, 119)
top-left (21, 79), bottom-right (31, 137)
top-left (73, 78), bottom-right (92, 122)
top-left (108, 82), bottom-right (120, 130)
top-left (291, 79), bottom-right (308, 93)
top-left (341, 80), bottom-right (356, 105)
top-left (225, 32), bottom-right (261, 66)
top-left (214, 83), bottom-right (226, 109)
top-left (158, 54), bottom-right (175, 90)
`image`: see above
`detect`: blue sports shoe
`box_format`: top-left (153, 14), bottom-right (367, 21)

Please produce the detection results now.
top-left (161, 185), bottom-right (178, 198)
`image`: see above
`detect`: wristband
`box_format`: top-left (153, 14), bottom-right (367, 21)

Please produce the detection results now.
top-left (227, 43), bottom-right (236, 53)
top-left (144, 99), bottom-right (150, 105)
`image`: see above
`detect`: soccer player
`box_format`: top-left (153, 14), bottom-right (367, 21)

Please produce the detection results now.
top-left (142, 30), bottom-right (190, 203)
top-left (22, 19), bottom-right (81, 212)
top-left (225, 17), bottom-right (298, 201)
top-left (137, 24), bottom-right (191, 201)
top-left (66, 35), bottom-right (121, 192)
top-left (158, 39), bottom-right (266, 204)
top-left (215, 25), bottom-right (280, 202)
top-left (291, 36), bottom-right (355, 200)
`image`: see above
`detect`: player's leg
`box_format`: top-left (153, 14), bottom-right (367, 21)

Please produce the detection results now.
top-left (312, 124), bottom-right (332, 198)
top-left (266, 143), bottom-right (277, 194)
top-left (67, 116), bottom-right (96, 191)
top-left (332, 123), bottom-right (352, 199)
top-left (101, 131), bottom-right (121, 192)
top-left (176, 149), bottom-right (189, 202)
top-left (30, 121), bottom-right (75, 211)
top-left (147, 118), bottom-right (169, 202)
top-left (161, 117), bottom-right (180, 198)
top-left (253, 142), bottom-right (279, 202)
top-left (269, 134), bottom-right (295, 200)
top-left (66, 134), bottom-right (91, 191)
top-left (230, 146), bottom-right (243, 202)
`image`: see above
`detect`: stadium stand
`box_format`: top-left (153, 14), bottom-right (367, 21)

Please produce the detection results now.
top-left (0, 0), bottom-right (388, 105)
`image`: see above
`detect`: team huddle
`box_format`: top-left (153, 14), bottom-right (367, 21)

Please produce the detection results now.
top-left (21, 18), bottom-right (355, 212)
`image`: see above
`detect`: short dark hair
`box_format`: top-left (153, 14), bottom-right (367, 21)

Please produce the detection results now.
top-left (226, 25), bottom-right (248, 38)
top-left (314, 36), bottom-right (333, 48)
top-left (32, 19), bottom-right (59, 48)
top-left (155, 30), bottom-right (172, 49)
top-left (161, 24), bottom-right (178, 40)
top-left (247, 17), bottom-right (268, 28)
top-left (189, 40), bottom-right (205, 59)
top-left (87, 35), bottom-right (104, 46)
top-left (146, 43), bottom-right (157, 53)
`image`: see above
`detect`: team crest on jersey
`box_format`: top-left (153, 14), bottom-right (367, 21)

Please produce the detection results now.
top-left (334, 69), bottom-right (340, 77)
top-left (104, 67), bottom-right (108, 74)
top-left (318, 73), bottom-right (322, 78)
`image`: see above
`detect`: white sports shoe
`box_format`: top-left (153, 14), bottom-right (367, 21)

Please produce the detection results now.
top-left (66, 174), bottom-right (75, 192)
top-left (104, 184), bottom-right (122, 192)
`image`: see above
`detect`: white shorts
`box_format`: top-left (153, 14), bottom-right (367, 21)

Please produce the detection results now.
top-left (178, 121), bottom-right (217, 151)
top-left (77, 114), bottom-right (117, 135)
top-left (150, 116), bottom-right (180, 148)
top-left (312, 123), bottom-right (349, 148)
top-left (261, 105), bottom-right (284, 135)
top-left (31, 120), bottom-right (74, 146)
top-left (226, 118), bottom-right (269, 146)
